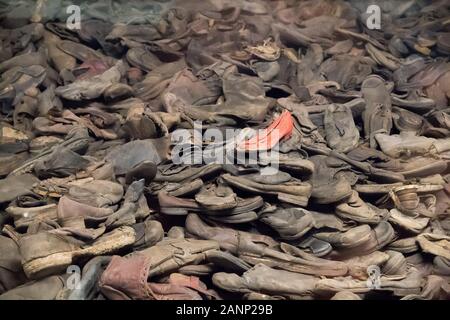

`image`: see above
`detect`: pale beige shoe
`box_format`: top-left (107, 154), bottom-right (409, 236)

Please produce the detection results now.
top-left (417, 233), bottom-right (450, 260)
top-left (388, 209), bottom-right (430, 234)
top-left (335, 191), bottom-right (387, 224)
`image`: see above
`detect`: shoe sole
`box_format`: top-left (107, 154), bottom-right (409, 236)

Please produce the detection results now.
top-left (335, 208), bottom-right (386, 225)
top-left (23, 227), bottom-right (135, 279)
top-left (355, 183), bottom-right (403, 194)
top-left (160, 206), bottom-right (204, 215)
top-left (278, 193), bottom-right (309, 206)
top-left (401, 160), bottom-right (448, 178)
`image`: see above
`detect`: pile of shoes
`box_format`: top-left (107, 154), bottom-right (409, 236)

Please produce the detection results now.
top-left (1, 0), bottom-right (450, 300)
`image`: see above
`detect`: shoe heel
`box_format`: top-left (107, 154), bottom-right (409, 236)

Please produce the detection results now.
top-left (23, 251), bottom-right (74, 279)
top-left (277, 193), bottom-right (308, 207)
top-left (160, 207), bottom-right (189, 215)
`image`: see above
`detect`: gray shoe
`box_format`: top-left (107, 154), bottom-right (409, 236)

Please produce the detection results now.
top-left (324, 104), bottom-right (360, 153)
top-left (362, 75), bottom-right (393, 148)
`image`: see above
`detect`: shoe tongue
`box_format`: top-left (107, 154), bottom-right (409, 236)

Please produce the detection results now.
top-left (249, 171), bottom-right (291, 184)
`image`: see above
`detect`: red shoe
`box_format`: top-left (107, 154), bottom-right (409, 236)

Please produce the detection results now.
top-left (238, 111), bottom-right (293, 151)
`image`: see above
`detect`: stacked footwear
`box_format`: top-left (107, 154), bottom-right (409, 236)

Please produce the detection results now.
top-left (0, 0), bottom-right (450, 300)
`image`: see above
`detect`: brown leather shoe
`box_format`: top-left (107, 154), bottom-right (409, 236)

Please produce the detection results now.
top-left (19, 226), bottom-right (136, 279)
top-left (99, 238), bottom-right (219, 300)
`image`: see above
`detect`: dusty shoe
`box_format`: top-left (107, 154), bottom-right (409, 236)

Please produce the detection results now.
top-left (0, 50), bottom-right (47, 73)
top-left (146, 273), bottom-right (219, 300)
top-left (131, 220), bottom-right (164, 250)
top-left (361, 75), bottom-right (393, 148)
top-left (325, 222), bottom-right (396, 259)
top-left (375, 132), bottom-right (450, 158)
top-left (433, 256), bottom-right (450, 276)
top-left (100, 180), bottom-right (146, 228)
top-left (355, 183), bottom-right (404, 194)
top-left (55, 60), bottom-right (125, 100)
top-left (126, 47), bottom-right (163, 72)
top-left (335, 190), bottom-right (387, 224)
top-left (295, 237), bottom-right (333, 257)
top-left (125, 161), bottom-right (157, 185)
top-left (158, 192), bottom-right (203, 215)
top-left (245, 38), bottom-right (281, 61)
top-left (388, 209), bottom-right (429, 234)
top-left (154, 163), bottom-right (222, 183)
top-left (98, 238), bottom-right (219, 300)
top-left (66, 179), bottom-right (124, 207)
top-left (161, 68), bottom-right (222, 112)
top-left (417, 233), bottom-right (450, 260)
top-left (9, 126), bottom-right (90, 177)
top-left (0, 235), bottom-right (27, 294)
top-left (379, 268), bottom-right (424, 297)
top-left (194, 182), bottom-right (238, 211)
top-left (251, 61), bottom-right (280, 81)
top-left (148, 179), bottom-right (204, 197)
top-left (19, 226), bottom-right (136, 279)
top-left (222, 171), bottom-right (312, 207)
top-left (213, 263), bottom-right (318, 298)
top-left (343, 251), bottom-right (390, 280)
top-left (260, 207), bottom-right (315, 240)
top-left (387, 237), bottom-right (420, 254)
top-left (165, 71), bottom-right (271, 125)
top-left (42, 31), bottom-right (76, 72)
top-left (0, 174), bottom-right (39, 204)
top-left (0, 65), bottom-right (46, 106)
top-left (324, 104), bottom-right (360, 153)
top-left (204, 251), bottom-right (252, 274)
top-left (315, 225), bottom-right (373, 250)
top-left (188, 211), bottom-right (347, 276)
top-left (200, 196), bottom-right (265, 224)
top-left (258, 152), bottom-right (315, 178)
top-left (392, 157), bottom-right (448, 179)
top-left (185, 213), bottom-right (278, 254)
top-left (314, 276), bottom-right (370, 296)
top-left (365, 43), bottom-right (400, 71)
top-left (33, 146), bottom-right (91, 179)
top-left (0, 275), bottom-right (66, 300)
top-left (382, 250), bottom-right (408, 276)
top-left (391, 107), bottom-right (428, 135)
top-left (57, 196), bottom-right (114, 230)
top-left (6, 203), bottom-right (58, 229)
top-left (402, 275), bottom-right (450, 300)
top-left (390, 185), bottom-right (439, 218)
top-left (309, 155), bottom-right (353, 204)
top-left (123, 107), bottom-right (159, 139)
top-left (316, 267), bottom-right (423, 297)
top-left (319, 55), bottom-right (372, 90)
top-left (105, 137), bottom-right (170, 176)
